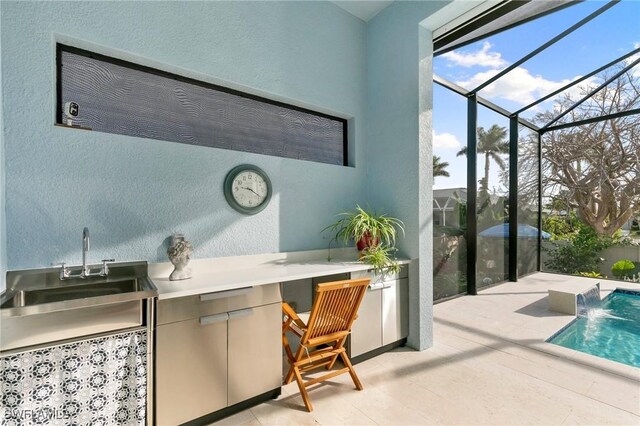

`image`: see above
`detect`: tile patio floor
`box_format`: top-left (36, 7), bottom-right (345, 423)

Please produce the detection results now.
top-left (214, 273), bottom-right (640, 425)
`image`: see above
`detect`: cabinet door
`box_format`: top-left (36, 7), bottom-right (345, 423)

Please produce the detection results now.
top-left (382, 278), bottom-right (409, 345)
top-left (350, 287), bottom-right (382, 357)
top-left (227, 302), bottom-right (282, 405)
top-left (156, 317), bottom-right (228, 425)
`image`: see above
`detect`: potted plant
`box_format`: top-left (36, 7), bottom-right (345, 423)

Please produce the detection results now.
top-left (359, 244), bottom-right (402, 275)
top-left (323, 205), bottom-right (405, 273)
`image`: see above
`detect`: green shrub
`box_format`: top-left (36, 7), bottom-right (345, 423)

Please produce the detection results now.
top-left (544, 225), bottom-right (612, 275)
top-left (611, 259), bottom-right (636, 279)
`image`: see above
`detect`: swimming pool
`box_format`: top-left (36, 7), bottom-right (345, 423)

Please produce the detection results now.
top-left (548, 289), bottom-right (640, 368)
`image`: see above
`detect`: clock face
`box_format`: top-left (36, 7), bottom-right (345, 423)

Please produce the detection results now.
top-left (231, 171), bottom-right (268, 208)
top-left (224, 165), bottom-right (272, 215)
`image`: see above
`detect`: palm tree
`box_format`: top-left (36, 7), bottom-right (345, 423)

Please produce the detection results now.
top-left (456, 124), bottom-right (508, 193)
top-left (433, 155), bottom-right (450, 179)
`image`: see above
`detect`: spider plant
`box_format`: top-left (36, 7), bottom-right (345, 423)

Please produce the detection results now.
top-left (322, 205), bottom-right (405, 249)
top-left (359, 245), bottom-right (401, 275)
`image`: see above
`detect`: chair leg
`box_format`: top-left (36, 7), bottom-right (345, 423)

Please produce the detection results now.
top-left (326, 338), bottom-right (346, 370)
top-left (293, 365), bottom-right (314, 412)
top-left (284, 363), bottom-right (295, 385)
top-left (284, 345), bottom-right (305, 385)
top-left (340, 351), bottom-right (363, 391)
top-left (282, 332), bottom-right (295, 364)
top-left (282, 336), bottom-right (294, 385)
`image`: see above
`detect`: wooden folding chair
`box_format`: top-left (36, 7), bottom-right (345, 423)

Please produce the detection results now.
top-left (281, 278), bottom-right (370, 411)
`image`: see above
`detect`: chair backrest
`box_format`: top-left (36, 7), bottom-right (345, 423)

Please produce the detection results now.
top-left (302, 278), bottom-right (370, 345)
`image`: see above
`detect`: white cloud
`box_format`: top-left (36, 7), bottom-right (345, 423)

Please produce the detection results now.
top-left (625, 42), bottom-right (640, 77)
top-left (454, 67), bottom-right (597, 107)
top-left (433, 131), bottom-right (461, 150)
top-left (441, 41), bottom-right (508, 69)
top-left (441, 42), bottom-right (608, 109)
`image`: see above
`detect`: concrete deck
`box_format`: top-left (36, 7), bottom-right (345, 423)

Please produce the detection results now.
top-left (214, 273), bottom-right (640, 425)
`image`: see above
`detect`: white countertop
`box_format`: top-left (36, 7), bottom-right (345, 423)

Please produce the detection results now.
top-left (149, 248), bottom-right (411, 300)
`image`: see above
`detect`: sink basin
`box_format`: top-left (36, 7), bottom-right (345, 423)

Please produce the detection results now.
top-left (1, 261), bottom-right (157, 352)
top-left (0, 261), bottom-right (157, 318)
top-left (1, 279), bottom-right (143, 309)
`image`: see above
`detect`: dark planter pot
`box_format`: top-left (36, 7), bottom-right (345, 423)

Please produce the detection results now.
top-left (356, 232), bottom-right (379, 258)
top-left (356, 232), bottom-right (380, 250)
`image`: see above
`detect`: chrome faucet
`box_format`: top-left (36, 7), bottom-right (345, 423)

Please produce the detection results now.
top-left (82, 227), bottom-right (91, 277)
top-left (57, 227), bottom-right (114, 280)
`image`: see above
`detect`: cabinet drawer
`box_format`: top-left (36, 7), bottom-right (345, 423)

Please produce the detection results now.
top-left (351, 265), bottom-right (408, 283)
top-left (157, 283), bottom-right (281, 325)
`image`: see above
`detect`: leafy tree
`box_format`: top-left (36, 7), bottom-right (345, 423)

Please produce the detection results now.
top-left (519, 66), bottom-right (640, 237)
top-left (433, 155), bottom-right (450, 178)
top-left (457, 124), bottom-right (509, 193)
top-left (543, 211), bottom-right (582, 241)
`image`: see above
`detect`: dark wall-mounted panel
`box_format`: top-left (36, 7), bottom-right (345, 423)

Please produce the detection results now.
top-left (57, 45), bottom-right (347, 166)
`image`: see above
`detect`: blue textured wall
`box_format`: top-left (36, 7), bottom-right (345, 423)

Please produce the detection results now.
top-left (0, 2), bottom-right (6, 290)
top-left (366, 1), bottom-right (449, 349)
top-left (0, 1), bottom-right (367, 269)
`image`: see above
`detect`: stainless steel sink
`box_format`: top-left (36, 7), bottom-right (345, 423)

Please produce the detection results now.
top-left (2, 278), bottom-right (144, 309)
top-left (0, 261), bottom-right (158, 352)
top-left (0, 261), bottom-right (157, 318)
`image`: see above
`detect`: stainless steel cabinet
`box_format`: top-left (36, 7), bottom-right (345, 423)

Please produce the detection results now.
top-left (155, 284), bottom-right (281, 425)
top-left (228, 303), bottom-right (282, 405)
top-left (156, 317), bottom-right (228, 425)
top-left (382, 278), bottom-right (409, 345)
top-left (350, 286), bottom-right (383, 357)
top-left (350, 267), bottom-right (409, 358)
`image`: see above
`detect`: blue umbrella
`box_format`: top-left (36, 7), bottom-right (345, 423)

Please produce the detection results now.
top-left (479, 223), bottom-right (551, 239)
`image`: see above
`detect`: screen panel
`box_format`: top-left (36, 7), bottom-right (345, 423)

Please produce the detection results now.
top-left (58, 45), bottom-right (347, 166)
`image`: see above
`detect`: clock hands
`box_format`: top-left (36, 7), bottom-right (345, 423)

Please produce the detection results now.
top-left (241, 186), bottom-right (261, 197)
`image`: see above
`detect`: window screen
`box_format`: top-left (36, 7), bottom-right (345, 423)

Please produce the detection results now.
top-left (57, 45), bottom-right (347, 166)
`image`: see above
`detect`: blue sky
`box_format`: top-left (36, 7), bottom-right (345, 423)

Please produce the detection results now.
top-left (432, 0), bottom-right (640, 190)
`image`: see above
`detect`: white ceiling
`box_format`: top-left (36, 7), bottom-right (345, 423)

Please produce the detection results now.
top-left (331, 1), bottom-right (394, 22)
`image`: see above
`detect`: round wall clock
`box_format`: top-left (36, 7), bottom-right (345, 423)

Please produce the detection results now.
top-left (223, 164), bottom-right (272, 215)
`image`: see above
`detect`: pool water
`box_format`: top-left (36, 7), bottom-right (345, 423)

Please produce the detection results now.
top-left (549, 290), bottom-right (640, 368)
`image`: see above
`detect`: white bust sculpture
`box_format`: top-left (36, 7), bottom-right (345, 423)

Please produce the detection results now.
top-left (167, 239), bottom-right (193, 281)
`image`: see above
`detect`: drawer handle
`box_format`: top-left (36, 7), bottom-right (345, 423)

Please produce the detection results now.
top-left (228, 308), bottom-right (254, 320)
top-left (369, 283), bottom-right (384, 290)
top-left (199, 286), bottom-right (253, 301)
top-left (199, 313), bottom-right (228, 326)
